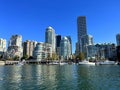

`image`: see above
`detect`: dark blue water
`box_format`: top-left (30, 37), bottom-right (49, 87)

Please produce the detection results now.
top-left (0, 65), bottom-right (120, 90)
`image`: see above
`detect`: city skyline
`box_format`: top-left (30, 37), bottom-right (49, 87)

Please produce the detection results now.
top-left (0, 0), bottom-right (120, 53)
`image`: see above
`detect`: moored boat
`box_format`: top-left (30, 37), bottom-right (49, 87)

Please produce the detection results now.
top-left (79, 60), bottom-right (95, 65)
top-left (95, 60), bottom-right (116, 65)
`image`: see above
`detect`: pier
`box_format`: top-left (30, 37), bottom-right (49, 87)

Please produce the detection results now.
top-left (4, 60), bottom-right (50, 65)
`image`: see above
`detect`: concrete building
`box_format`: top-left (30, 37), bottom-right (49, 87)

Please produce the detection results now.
top-left (94, 43), bottom-right (116, 60)
top-left (45, 26), bottom-right (56, 53)
top-left (60, 37), bottom-right (71, 60)
top-left (116, 34), bottom-right (120, 46)
top-left (23, 40), bottom-right (37, 57)
top-left (7, 35), bottom-right (23, 59)
top-left (33, 42), bottom-right (52, 61)
top-left (0, 38), bottom-right (6, 58)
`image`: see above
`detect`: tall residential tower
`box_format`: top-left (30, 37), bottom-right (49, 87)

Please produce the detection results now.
top-left (45, 26), bottom-right (56, 53)
top-left (76, 16), bottom-right (87, 55)
top-left (76, 16), bottom-right (94, 57)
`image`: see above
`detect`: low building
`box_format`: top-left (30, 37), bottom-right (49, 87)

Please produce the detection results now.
top-left (33, 42), bottom-right (52, 61)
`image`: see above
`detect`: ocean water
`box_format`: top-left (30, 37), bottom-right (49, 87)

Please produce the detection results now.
top-left (0, 64), bottom-right (120, 90)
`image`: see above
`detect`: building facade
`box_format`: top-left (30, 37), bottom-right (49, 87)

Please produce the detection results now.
top-left (56, 35), bottom-right (61, 57)
top-left (94, 43), bottom-right (116, 60)
top-left (66, 36), bottom-right (72, 54)
top-left (45, 26), bottom-right (56, 53)
top-left (23, 40), bottom-right (37, 58)
top-left (116, 34), bottom-right (120, 46)
top-left (7, 35), bottom-right (23, 59)
top-left (0, 38), bottom-right (6, 58)
top-left (77, 16), bottom-right (87, 41)
top-left (0, 38), bottom-right (6, 52)
top-left (76, 16), bottom-right (88, 55)
top-left (60, 37), bottom-right (71, 60)
top-left (33, 42), bottom-right (52, 61)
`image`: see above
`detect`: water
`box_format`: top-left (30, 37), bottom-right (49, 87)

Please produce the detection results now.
top-left (0, 65), bottom-right (120, 90)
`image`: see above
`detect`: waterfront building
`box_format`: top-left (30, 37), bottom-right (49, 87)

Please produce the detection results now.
top-left (86, 45), bottom-right (97, 60)
top-left (33, 42), bottom-right (52, 61)
top-left (0, 38), bottom-right (6, 58)
top-left (60, 37), bottom-right (71, 60)
top-left (116, 34), bottom-right (120, 46)
top-left (7, 35), bottom-right (23, 59)
top-left (23, 40), bottom-right (37, 58)
top-left (95, 43), bottom-right (116, 60)
top-left (45, 26), bottom-right (56, 53)
top-left (56, 35), bottom-right (61, 57)
top-left (81, 35), bottom-right (94, 57)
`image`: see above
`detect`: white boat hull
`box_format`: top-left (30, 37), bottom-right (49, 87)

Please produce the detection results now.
top-left (96, 60), bottom-right (116, 65)
top-left (79, 61), bottom-right (95, 65)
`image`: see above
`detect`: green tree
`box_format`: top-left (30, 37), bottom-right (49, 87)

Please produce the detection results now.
top-left (21, 55), bottom-right (28, 60)
top-left (76, 52), bottom-right (85, 61)
top-left (14, 55), bottom-right (19, 60)
top-left (52, 53), bottom-right (57, 60)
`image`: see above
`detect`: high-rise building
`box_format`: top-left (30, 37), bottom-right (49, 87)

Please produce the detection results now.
top-left (76, 16), bottom-right (87, 55)
top-left (116, 34), bottom-right (120, 46)
top-left (7, 35), bottom-right (23, 59)
top-left (66, 36), bottom-right (72, 54)
top-left (23, 40), bottom-right (37, 57)
top-left (60, 37), bottom-right (71, 60)
top-left (9, 35), bottom-right (22, 48)
top-left (56, 35), bottom-right (61, 56)
top-left (77, 16), bottom-right (87, 41)
top-left (45, 26), bottom-right (56, 53)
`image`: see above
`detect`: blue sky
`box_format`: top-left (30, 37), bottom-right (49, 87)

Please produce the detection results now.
top-left (0, 0), bottom-right (120, 53)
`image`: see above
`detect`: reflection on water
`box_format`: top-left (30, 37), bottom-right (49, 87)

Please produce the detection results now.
top-left (0, 65), bottom-right (120, 90)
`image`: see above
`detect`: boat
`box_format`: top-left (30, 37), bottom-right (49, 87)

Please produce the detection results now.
top-left (59, 62), bottom-right (67, 65)
top-left (95, 60), bottom-right (116, 65)
top-left (49, 61), bottom-right (59, 65)
top-left (17, 60), bottom-right (26, 66)
top-left (0, 61), bottom-right (5, 65)
top-left (79, 60), bottom-right (95, 65)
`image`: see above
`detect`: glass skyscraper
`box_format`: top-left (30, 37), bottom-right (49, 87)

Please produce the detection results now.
top-left (60, 37), bottom-right (71, 60)
top-left (56, 35), bottom-right (61, 56)
top-left (45, 26), bottom-right (56, 53)
top-left (77, 16), bottom-right (87, 54)
top-left (77, 16), bottom-right (87, 41)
